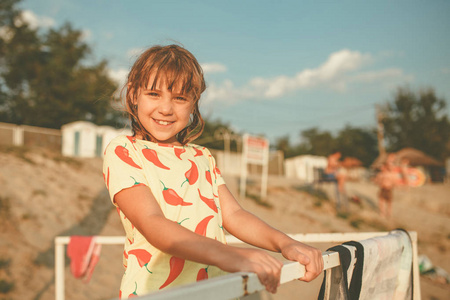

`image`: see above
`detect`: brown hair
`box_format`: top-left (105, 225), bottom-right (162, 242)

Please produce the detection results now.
top-left (123, 44), bottom-right (206, 145)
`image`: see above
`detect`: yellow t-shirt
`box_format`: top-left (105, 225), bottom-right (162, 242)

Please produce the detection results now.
top-left (103, 135), bottom-right (227, 298)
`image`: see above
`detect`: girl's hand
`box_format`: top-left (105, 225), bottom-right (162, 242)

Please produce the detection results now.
top-left (281, 242), bottom-right (323, 282)
top-left (218, 247), bottom-right (283, 294)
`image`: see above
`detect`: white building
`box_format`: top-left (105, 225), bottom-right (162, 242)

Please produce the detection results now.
top-left (284, 155), bottom-right (328, 184)
top-left (61, 121), bottom-right (132, 157)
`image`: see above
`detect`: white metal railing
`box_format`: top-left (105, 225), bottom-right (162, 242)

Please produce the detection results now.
top-left (55, 232), bottom-right (420, 300)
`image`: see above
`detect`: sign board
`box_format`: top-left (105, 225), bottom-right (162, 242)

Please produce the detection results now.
top-left (245, 135), bottom-right (269, 164)
top-left (240, 134), bottom-right (270, 200)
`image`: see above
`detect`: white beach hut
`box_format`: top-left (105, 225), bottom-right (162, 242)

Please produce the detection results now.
top-left (61, 121), bottom-right (131, 157)
top-left (284, 154), bottom-right (328, 183)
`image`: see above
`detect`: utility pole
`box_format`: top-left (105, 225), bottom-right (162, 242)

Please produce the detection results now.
top-left (376, 104), bottom-right (386, 157)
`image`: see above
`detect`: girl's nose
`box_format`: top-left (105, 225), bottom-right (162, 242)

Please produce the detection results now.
top-left (158, 96), bottom-right (173, 115)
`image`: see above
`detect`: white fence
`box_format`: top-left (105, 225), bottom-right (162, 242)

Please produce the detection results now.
top-left (55, 232), bottom-right (420, 300)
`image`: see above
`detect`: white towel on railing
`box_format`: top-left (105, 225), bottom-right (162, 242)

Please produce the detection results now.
top-left (318, 229), bottom-right (413, 300)
top-left (358, 229), bottom-right (413, 299)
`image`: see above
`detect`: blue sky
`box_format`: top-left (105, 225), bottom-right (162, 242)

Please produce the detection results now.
top-left (18, 0), bottom-right (450, 144)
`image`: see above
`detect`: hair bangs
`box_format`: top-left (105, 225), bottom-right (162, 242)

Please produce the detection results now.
top-left (144, 52), bottom-right (201, 100)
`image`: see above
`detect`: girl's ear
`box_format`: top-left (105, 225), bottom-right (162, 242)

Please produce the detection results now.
top-left (128, 86), bottom-right (137, 105)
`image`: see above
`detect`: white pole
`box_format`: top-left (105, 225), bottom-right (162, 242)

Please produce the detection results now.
top-left (240, 134), bottom-right (248, 200)
top-left (409, 232), bottom-right (421, 300)
top-left (224, 131), bottom-right (230, 174)
top-left (260, 138), bottom-right (269, 199)
top-left (13, 125), bottom-right (24, 146)
top-left (261, 161), bottom-right (268, 199)
top-left (55, 238), bottom-right (65, 300)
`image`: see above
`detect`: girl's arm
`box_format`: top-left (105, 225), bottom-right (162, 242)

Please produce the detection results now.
top-left (218, 184), bottom-right (323, 282)
top-left (115, 185), bottom-right (284, 293)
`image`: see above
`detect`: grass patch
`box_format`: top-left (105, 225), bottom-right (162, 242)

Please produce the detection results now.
top-left (350, 218), bottom-right (363, 229)
top-left (0, 196), bottom-right (11, 218)
top-left (245, 192), bottom-right (273, 208)
top-left (337, 212), bottom-right (350, 219)
top-left (0, 259), bottom-right (13, 294)
top-left (52, 155), bottom-right (82, 168)
top-left (347, 215), bottom-right (389, 231)
top-left (32, 189), bottom-right (47, 196)
top-left (313, 200), bottom-right (323, 207)
top-left (0, 145), bottom-right (34, 164)
top-left (0, 259), bottom-right (10, 270)
top-left (0, 280), bottom-right (14, 294)
top-left (364, 219), bottom-right (389, 232)
top-left (294, 185), bottom-right (329, 202)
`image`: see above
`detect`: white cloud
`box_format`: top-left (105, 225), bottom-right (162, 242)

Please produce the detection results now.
top-left (350, 68), bottom-right (412, 83)
top-left (201, 63), bottom-right (227, 74)
top-left (18, 10), bottom-right (55, 30)
top-left (127, 48), bottom-right (145, 60)
top-left (81, 29), bottom-right (92, 41)
top-left (250, 49), bottom-right (373, 97)
top-left (108, 68), bottom-right (129, 86)
top-left (202, 49), bottom-right (412, 103)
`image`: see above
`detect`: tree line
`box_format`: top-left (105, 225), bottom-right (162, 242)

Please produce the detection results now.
top-left (0, 0), bottom-right (123, 129)
top-left (1, 0), bottom-right (449, 166)
top-left (273, 86), bottom-right (450, 165)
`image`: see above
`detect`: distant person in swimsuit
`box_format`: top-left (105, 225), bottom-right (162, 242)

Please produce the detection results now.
top-left (374, 159), bottom-right (398, 218)
top-left (324, 152), bottom-right (347, 212)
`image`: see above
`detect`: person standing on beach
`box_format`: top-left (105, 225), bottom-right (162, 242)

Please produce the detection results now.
top-left (324, 152), bottom-right (347, 211)
top-left (374, 160), bottom-right (398, 218)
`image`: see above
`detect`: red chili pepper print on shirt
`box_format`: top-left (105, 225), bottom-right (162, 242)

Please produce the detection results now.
top-left (159, 256), bottom-right (185, 289)
top-left (128, 249), bottom-right (153, 274)
top-left (142, 146), bottom-right (170, 170)
top-left (128, 282), bottom-right (138, 298)
top-left (103, 167), bottom-right (110, 189)
top-left (174, 147), bottom-right (186, 160)
top-left (161, 181), bottom-right (193, 206)
top-left (181, 159), bottom-right (198, 187)
top-left (198, 189), bottom-right (218, 213)
top-left (115, 145), bottom-right (142, 169)
top-left (205, 170), bottom-right (212, 186)
top-left (194, 148), bottom-right (203, 157)
top-left (196, 267), bottom-right (208, 281)
top-left (126, 136), bottom-right (137, 150)
top-left (194, 215), bottom-right (214, 236)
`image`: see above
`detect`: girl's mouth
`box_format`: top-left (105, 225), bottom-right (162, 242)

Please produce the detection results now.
top-left (154, 119), bottom-right (174, 126)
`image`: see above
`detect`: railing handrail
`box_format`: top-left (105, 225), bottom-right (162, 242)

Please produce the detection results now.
top-left (54, 231), bottom-right (420, 300)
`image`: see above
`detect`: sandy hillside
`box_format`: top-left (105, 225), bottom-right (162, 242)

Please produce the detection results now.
top-left (0, 146), bottom-right (449, 300)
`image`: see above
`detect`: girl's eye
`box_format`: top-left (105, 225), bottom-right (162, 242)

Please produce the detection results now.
top-left (147, 91), bottom-right (159, 97)
top-left (175, 96), bottom-right (187, 101)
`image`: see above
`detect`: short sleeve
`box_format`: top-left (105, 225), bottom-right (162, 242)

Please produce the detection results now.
top-left (103, 136), bottom-right (148, 205)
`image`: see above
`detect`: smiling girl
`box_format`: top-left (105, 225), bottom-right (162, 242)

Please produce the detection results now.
top-left (103, 44), bottom-right (323, 298)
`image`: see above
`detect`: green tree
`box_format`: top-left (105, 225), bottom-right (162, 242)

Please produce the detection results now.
top-left (335, 125), bottom-right (378, 167)
top-left (0, 0), bottom-right (123, 129)
top-left (299, 127), bottom-right (336, 156)
top-left (275, 135), bottom-right (292, 157)
top-left (197, 118), bottom-right (240, 151)
top-left (274, 126), bottom-right (378, 166)
top-left (382, 86), bottom-right (450, 161)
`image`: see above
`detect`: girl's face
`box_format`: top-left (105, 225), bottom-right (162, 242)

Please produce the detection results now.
top-left (133, 75), bottom-right (195, 145)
